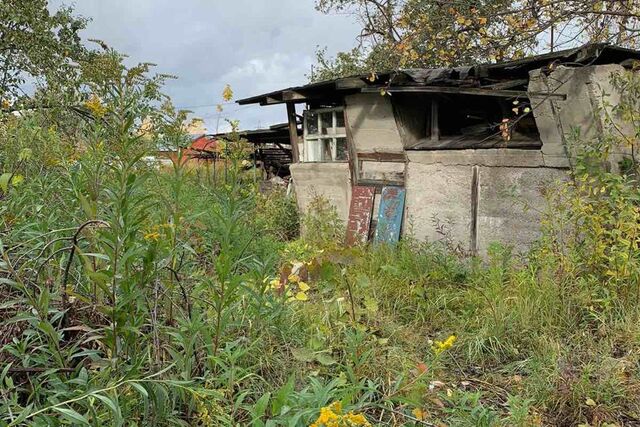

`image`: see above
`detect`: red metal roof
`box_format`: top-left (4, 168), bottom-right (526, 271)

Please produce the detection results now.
top-left (189, 135), bottom-right (218, 152)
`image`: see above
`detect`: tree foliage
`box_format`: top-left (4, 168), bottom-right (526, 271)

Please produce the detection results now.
top-left (0, 0), bottom-right (88, 101)
top-left (313, 0), bottom-right (640, 80)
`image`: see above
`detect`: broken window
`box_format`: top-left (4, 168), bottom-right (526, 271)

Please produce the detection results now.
top-left (303, 108), bottom-right (348, 162)
top-left (392, 93), bottom-right (541, 150)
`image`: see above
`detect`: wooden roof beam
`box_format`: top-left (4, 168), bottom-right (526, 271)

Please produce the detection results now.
top-left (282, 90), bottom-right (307, 101)
top-left (361, 86), bottom-right (567, 100)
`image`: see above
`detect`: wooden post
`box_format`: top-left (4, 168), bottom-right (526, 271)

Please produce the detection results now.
top-left (286, 102), bottom-right (300, 163)
top-left (430, 98), bottom-right (439, 142)
top-left (470, 165), bottom-right (480, 255)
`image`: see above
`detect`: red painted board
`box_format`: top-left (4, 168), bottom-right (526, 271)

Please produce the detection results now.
top-left (346, 186), bottom-right (375, 246)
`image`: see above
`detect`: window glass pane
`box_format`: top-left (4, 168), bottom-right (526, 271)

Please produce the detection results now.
top-left (305, 111), bottom-right (318, 135)
top-left (335, 112), bottom-right (345, 129)
top-left (306, 139), bottom-right (321, 162)
top-left (336, 137), bottom-right (348, 160)
top-left (320, 112), bottom-right (333, 135)
top-left (320, 138), bottom-right (333, 161)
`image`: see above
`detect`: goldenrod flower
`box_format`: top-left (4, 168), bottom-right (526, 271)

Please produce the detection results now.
top-left (84, 94), bottom-right (107, 118)
top-left (222, 84), bottom-right (233, 102)
top-left (144, 231), bottom-right (161, 241)
top-left (412, 408), bottom-right (425, 420)
top-left (309, 401), bottom-right (371, 427)
top-left (432, 335), bottom-right (456, 355)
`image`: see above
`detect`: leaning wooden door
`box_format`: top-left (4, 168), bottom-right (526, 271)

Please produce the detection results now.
top-left (374, 186), bottom-right (406, 244)
top-left (346, 186), bottom-right (375, 246)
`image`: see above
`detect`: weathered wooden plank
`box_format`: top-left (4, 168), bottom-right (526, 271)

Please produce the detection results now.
top-left (286, 102), bottom-right (300, 163)
top-left (335, 78), bottom-right (367, 89)
top-left (374, 186), bottom-right (406, 244)
top-left (346, 186), bottom-right (375, 246)
top-left (283, 90), bottom-right (307, 101)
top-left (482, 79), bottom-right (528, 90)
top-left (362, 86), bottom-right (567, 100)
top-left (406, 137), bottom-right (542, 150)
top-left (357, 178), bottom-right (405, 188)
top-left (430, 98), bottom-right (439, 142)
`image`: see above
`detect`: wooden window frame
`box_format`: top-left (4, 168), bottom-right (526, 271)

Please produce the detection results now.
top-left (303, 107), bottom-right (348, 163)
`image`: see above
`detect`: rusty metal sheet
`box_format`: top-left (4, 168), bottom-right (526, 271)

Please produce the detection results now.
top-left (374, 186), bottom-right (406, 244)
top-left (346, 186), bottom-right (375, 246)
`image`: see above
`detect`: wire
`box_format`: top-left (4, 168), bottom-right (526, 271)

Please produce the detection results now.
top-left (175, 100), bottom-right (240, 110)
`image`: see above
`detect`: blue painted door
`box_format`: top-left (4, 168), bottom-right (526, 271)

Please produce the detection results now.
top-left (374, 186), bottom-right (406, 244)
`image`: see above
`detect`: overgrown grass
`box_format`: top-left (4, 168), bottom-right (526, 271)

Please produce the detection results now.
top-left (2, 52), bottom-right (640, 427)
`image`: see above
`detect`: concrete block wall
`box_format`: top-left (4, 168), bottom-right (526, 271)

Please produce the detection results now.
top-left (290, 162), bottom-right (351, 223)
top-left (529, 64), bottom-right (633, 169)
top-left (404, 162), bottom-right (473, 245)
top-left (404, 151), bottom-right (566, 253)
top-left (345, 93), bottom-right (404, 153)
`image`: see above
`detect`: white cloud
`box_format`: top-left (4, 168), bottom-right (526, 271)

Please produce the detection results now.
top-left (50, 0), bottom-right (360, 132)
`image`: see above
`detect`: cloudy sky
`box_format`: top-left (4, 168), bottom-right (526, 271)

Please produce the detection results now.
top-left (51, 0), bottom-right (360, 132)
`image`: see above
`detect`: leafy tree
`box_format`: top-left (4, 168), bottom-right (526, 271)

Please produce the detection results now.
top-left (0, 0), bottom-right (88, 101)
top-left (313, 0), bottom-right (640, 80)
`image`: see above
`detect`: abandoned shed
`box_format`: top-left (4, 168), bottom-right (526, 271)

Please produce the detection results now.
top-left (213, 122), bottom-right (295, 178)
top-left (237, 43), bottom-right (640, 253)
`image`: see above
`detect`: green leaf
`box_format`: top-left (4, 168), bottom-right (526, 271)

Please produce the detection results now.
top-left (18, 148), bottom-right (32, 161)
top-left (130, 382), bottom-right (148, 398)
top-left (92, 393), bottom-right (123, 425)
top-left (291, 347), bottom-right (315, 362)
top-left (9, 403), bottom-right (34, 426)
top-left (272, 375), bottom-right (295, 416)
top-left (314, 352), bottom-right (337, 366)
top-left (0, 173), bottom-right (11, 193)
top-left (364, 295), bottom-right (378, 313)
top-left (51, 407), bottom-right (91, 425)
top-left (253, 392), bottom-right (271, 420)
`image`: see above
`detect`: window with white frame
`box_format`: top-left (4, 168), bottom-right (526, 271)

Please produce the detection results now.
top-left (303, 108), bottom-right (348, 162)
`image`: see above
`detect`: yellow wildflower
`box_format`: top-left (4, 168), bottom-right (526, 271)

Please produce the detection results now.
top-left (144, 231), bottom-right (161, 241)
top-left (1, 98), bottom-right (10, 109)
top-left (343, 413), bottom-right (370, 425)
top-left (11, 175), bottom-right (24, 186)
top-left (298, 281), bottom-right (310, 292)
top-left (269, 278), bottom-right (281, 289)
top-left (222, 84), bottom-right (233, 102)
top-left (433, 335), bottom-right (457, 355)
top-left (295, 291), bottom-right (309, 301)
top-left (412, 408), bottom-right (425, 420)
top-left (309, 401), bottom-right (371, 427)
top-left (84, 94), bottom-right (107, 118)
top-left (288, 274), bottom-right (300, 283)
